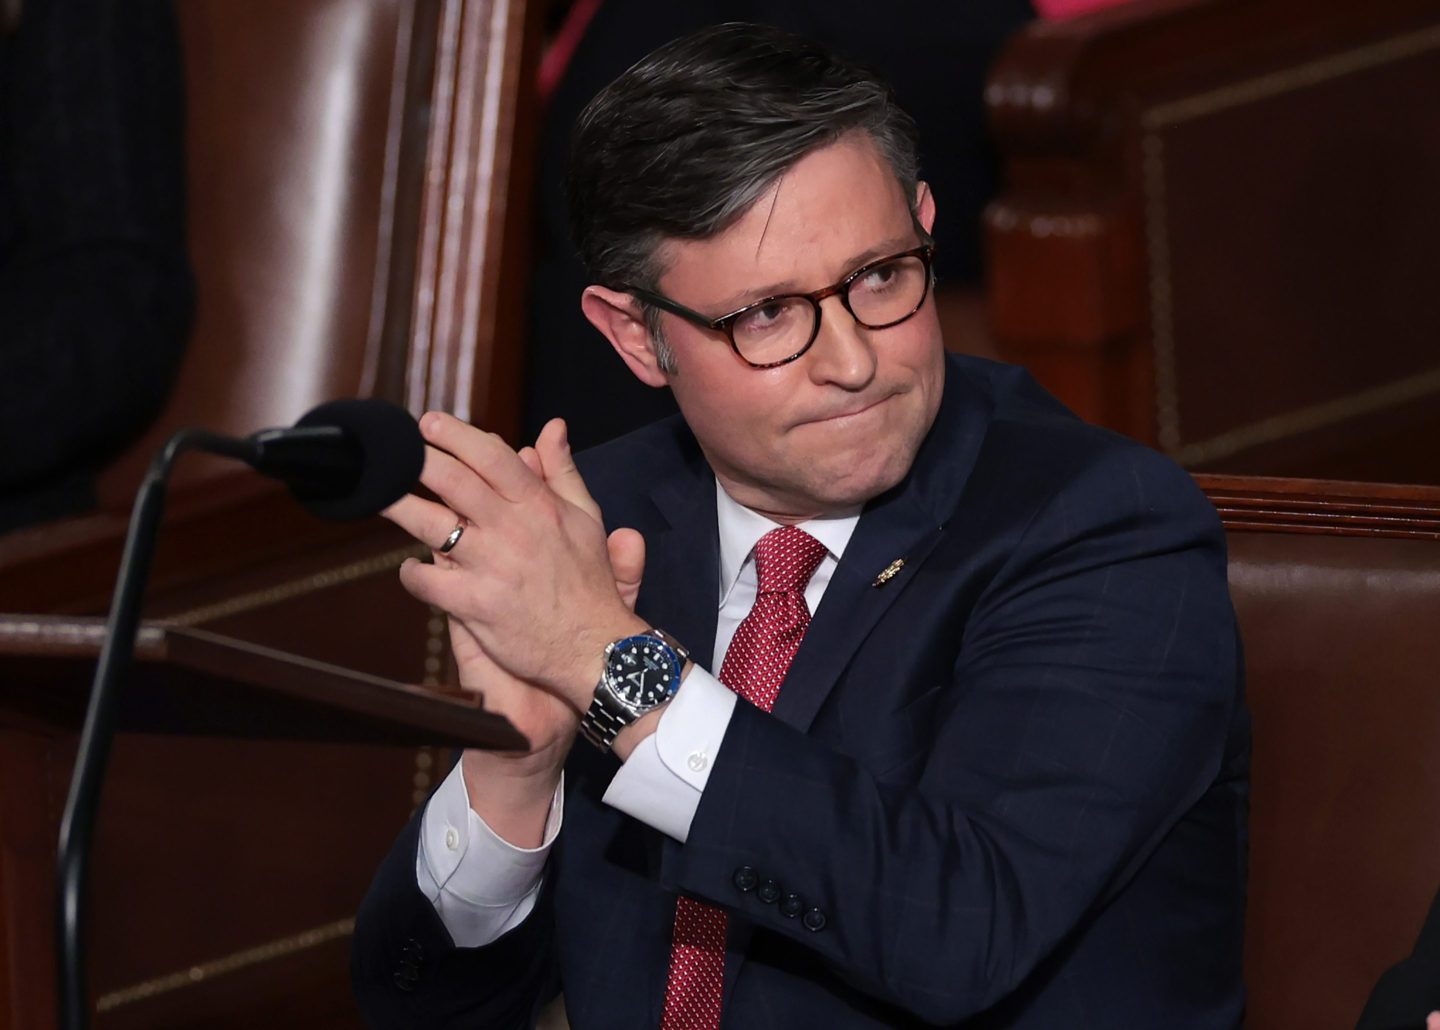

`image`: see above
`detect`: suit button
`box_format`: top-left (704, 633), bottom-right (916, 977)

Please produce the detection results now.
top-left (733, 866), bottom-right (758, 892)
top-left (757, 879), bottom-right (781, 904)
top-left (802, 907), bottom-right (827, 932)
top-left (780, 893), bottom-right (804, 918)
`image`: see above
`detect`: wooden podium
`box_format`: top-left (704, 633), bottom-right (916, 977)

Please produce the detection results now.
top-left (0, 477), bottom-right (523, 1029)
top-left (0, 618), bottom-right (524, 749)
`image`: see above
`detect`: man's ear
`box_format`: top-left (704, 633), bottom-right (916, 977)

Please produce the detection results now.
top-left (580, 285), bottom-right (670, 388)
top-left (914, 180), bottom-right (936, 237)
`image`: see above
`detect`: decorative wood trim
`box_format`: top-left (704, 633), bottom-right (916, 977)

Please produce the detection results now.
top-left (1168, 367), bottom-right (1440, 467)
top-left (1141, 23), bottom-right (1440, 129)
top-left (156, 545), bottom-right (424, 628)
top-left (407, 0), bottom-right (539, 438)
top-left (1139, 24), bottom-right (1440, 461)
top-left (95, 919), bottom-right (354, 1011)
top-left (1196, 474), bottom-right (1440, 539)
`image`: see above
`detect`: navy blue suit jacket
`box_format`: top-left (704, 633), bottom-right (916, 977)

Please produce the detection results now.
top-left (353, 354), bottom-right (1250, 1028)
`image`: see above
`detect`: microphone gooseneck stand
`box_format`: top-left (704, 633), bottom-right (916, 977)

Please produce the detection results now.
top-left (54, 399), bottom-right (422, 1029)
top-left (55, 428), bottom-right (253, 1030)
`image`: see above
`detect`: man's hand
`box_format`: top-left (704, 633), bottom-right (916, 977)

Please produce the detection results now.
top-left (423, 423), bottom-right (645, 759)
top-left (383, 418), bottom-right (646, 845)
top-left (388, 415), bottom-right (648, 709)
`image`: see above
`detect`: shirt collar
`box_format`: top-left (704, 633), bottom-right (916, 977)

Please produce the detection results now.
top-left (715, 481), bottom-right (860, 606)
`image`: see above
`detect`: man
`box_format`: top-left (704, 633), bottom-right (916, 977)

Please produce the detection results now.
top-left (353, 23), bottom-right (1249, 1028)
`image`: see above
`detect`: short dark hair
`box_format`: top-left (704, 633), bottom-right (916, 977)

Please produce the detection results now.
top-left (567, 23), bottom-right (922, 366)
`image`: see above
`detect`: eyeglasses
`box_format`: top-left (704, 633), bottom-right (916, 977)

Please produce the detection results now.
top-left (621, 245), bottom-right (935, 370)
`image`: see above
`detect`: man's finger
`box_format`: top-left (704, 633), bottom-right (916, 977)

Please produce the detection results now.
top-left (607, 527), bottom-right (645, 611)
top-left (417, 444), bottom-right (509, 531)
top-left (420, 412), bottom-right (537, 503)
top-left (383, 492), bottom-right (469, 555)
top-left (397, 557), bottom-right (460, 611)
top-left (534, 418), bottom-right (602, 520)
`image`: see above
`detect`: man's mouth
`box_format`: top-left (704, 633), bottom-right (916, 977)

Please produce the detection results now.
top-left (808, 394), bottom-right (891, 425)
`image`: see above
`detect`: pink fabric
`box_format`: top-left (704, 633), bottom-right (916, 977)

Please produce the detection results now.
top-left (538, 0), bottom-right (604, 106)
top-left (659, 527), bottom-right (828, 1030)
top-left (1032, 0), bottom-right (1134, 18)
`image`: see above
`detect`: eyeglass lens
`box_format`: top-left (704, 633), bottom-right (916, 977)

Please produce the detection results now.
top-left (730, 253), bottom-right (929, 365)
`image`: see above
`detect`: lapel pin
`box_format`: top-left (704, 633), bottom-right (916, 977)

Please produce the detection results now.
top-left (872, 558), bottom-right (906, 588)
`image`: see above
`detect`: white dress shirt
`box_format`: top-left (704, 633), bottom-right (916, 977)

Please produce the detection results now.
top-left (417, 482), bottom-right (859, 947)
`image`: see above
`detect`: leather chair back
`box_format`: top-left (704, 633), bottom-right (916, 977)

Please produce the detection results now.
top-left (1203, 476), bottom-right (1440, 1029)
top-left (98, 0), bottom-right (537, 506)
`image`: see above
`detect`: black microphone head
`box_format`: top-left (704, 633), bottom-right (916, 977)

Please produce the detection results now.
top-left (292, 398), bottom-right (424, 520)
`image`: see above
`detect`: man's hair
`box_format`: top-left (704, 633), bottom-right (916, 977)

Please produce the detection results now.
top-left (567, 22), bottom-right (922, 371)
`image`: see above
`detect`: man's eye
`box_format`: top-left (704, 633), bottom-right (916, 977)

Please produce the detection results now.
top-left (855, 262), bottom-right (901, 293)
top-left (735, 300), bottom-right (799, 336)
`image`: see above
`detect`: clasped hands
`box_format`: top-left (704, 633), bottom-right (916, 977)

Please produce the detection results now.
top-left (383, 414), bottom-right (650, 772)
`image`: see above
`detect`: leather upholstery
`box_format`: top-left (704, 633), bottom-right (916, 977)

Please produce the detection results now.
top-left (97, 0), bottom-right (409, 504)
top-left (1227, 520), bottom-right (1440, 1027)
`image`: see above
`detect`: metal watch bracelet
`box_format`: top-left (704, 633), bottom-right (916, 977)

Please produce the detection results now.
top-left (578, 628), bottom-right (690, 752)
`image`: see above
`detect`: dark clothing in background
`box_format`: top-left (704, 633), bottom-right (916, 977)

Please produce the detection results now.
top-left (522, 1), bottom-right (1035, 450)
top-left (1357, 887), bottom-right (1440, 1030)
top-left (0, 0), bottom-right (192, 533)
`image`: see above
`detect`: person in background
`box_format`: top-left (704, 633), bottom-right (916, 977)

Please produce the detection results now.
top-left (1357, 886), bottom-right (1440, 1030)
top-left (0, 0), bottom-right (191, 534)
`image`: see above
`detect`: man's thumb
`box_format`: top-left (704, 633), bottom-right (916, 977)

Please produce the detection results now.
top-left (535, 418), bottom-right (601, 520)
top-left (607, 528), bottom-right (645, 611)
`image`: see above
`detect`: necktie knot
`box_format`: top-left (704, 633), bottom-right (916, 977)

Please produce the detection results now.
top-left (753, 526), bottom-right (827, 596)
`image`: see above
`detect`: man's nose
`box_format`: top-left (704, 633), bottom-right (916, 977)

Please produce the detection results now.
top-left (806, 295), bottom-right (877, 389)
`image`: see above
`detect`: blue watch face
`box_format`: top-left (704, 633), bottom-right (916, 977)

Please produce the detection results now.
top-left (609, 636), bottom-right (680, 707)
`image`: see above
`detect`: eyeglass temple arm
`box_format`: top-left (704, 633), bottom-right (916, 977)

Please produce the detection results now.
top-left (619, 286), bottom-right (721, 331)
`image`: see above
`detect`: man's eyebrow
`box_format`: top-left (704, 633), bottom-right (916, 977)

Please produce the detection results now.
top-left (707, 236), bottom-right (919, 314)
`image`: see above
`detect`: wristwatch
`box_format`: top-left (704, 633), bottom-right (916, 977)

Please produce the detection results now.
top-left (579, 628), bottom-right (690, 752)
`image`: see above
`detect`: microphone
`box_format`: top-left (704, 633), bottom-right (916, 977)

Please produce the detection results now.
top-left (246, 398), bottom-right (425, 520)
top-left (56, 397), bottom-right (425, 1030)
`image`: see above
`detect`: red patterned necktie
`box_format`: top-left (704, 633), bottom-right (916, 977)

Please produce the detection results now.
top-left (660, 526), bottom-right (829, 1030)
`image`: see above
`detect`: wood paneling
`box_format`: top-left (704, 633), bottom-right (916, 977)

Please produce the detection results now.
top-left (987, 0), bottom-right (1440, 484)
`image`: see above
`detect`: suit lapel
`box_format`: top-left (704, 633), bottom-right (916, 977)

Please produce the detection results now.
top-left (637, 462), bottom-right (721, 668)
top-left (772, 496), bottom-right (944, 732)
top-left (772, 356), bottom-right (994, 733)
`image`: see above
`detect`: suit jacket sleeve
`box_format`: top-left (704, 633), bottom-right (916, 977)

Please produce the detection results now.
top-left (350, 812), bottom-right (559, 1029)
top-left (663, 443), bottom-right (1242, 1024)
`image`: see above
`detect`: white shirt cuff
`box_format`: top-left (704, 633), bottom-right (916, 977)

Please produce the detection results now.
top-left (416, 758), bottom-right (562, 948)
top-left (602, 668), bottom-right (737, 842)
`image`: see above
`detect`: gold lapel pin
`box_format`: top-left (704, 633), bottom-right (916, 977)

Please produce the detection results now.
top-left (872, 558), bottom-right (906, 588)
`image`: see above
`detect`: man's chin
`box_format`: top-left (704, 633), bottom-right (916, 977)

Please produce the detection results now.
top-left (795, 452), bottom-right (914, 511)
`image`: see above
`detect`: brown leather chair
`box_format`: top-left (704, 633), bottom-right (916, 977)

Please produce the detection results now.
top-left (986, 0), bottom-right (1440, 485)
top-left (1201, 475), bottom-right (1440, 1030)
top-left (0, 1), bottom-right (541, 1026)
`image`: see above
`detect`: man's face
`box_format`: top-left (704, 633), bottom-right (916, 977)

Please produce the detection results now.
top-left (648, 135), bottom-right (945, 522)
